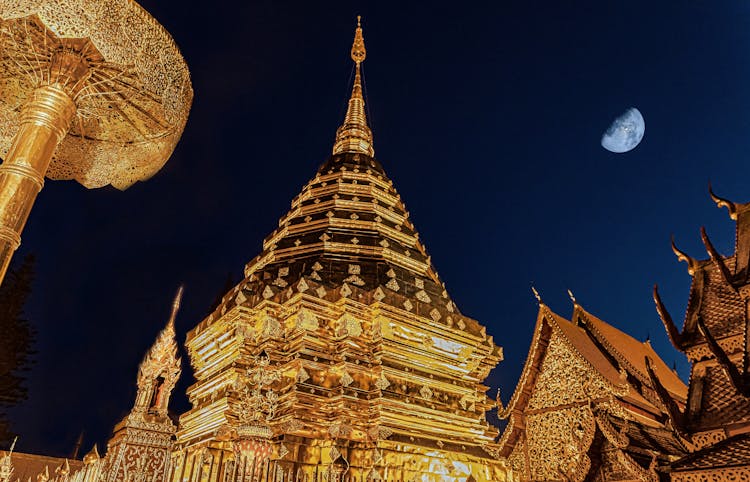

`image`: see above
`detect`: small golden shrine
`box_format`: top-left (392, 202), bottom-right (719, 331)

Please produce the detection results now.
top-left (173, 17), bottom-right (506, 482)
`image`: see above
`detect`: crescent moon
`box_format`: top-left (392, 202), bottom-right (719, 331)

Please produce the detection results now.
top-left (601, 107), bottom-right (645, 153)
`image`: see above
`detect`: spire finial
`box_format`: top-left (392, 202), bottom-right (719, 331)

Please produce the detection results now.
top-left (333, 17), bottom-right (374, 157)
top-left (351, 16), bottom-right (366, 64)
top-left (167, 285), bottom-right (184, 331)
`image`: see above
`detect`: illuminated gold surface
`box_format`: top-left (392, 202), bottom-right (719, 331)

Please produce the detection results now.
top-left (0, 83), bottom-right (75, 282)
top-left (0, 0), bottom-right (192, 285)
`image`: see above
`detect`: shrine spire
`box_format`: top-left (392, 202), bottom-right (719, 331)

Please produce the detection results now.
top-left (332, 16), bottom-right (375, 157)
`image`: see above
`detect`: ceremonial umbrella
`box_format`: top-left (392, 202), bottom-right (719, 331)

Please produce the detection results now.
top-left (0, 0), bottom-right (193, 284)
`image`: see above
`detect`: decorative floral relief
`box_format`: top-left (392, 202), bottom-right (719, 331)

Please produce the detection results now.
top-left (527, 332), bottom-right (611, 411)
top-left (526, 406), bottom-right (595, 482)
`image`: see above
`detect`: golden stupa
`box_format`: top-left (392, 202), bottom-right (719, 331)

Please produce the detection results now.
top-left (174, 17), bottom-right (506, 482)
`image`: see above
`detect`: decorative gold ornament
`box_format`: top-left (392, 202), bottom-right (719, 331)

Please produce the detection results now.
top-left (0, 438), bottom-right (16, 482)
top-left (235, 352), bottom-right (280, 439)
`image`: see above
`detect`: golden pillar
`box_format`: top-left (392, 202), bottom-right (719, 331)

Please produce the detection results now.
top-left (0, 1), bottom-right (194, 285)
top-left (0, 52), bottom-right (86, 282)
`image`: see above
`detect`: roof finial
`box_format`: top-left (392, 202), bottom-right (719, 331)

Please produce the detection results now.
top-left (567, 289), bottom-right (577, 305)
top-left (708, 182), bottom-right (738, 220)
top-left (671, 235), bottom-right (698, 276)
top-left (531, 286), bottom-right (542, 304)
top-left (0, 437), bottom-right (16, 482)
top-left (83, 445), bottom-right (100, 466)
top-left (332, 17), bottom-right (374, 157)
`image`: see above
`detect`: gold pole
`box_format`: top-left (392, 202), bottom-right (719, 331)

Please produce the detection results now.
top-left (0, 51), bottom-right (86, 285)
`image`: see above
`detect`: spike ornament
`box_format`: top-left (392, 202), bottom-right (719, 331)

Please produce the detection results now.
top-left (332, 17), bottom-right (374, 157)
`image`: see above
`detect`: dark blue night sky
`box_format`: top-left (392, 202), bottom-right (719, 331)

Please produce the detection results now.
top-left (7, 0), bottom-right (750, 456)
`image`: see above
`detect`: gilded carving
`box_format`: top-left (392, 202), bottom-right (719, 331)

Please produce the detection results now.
top-left (235, 353), bottom-right (280, 439)
top-left (525, 406), bottom-right (595, 482)
top-left (0, 439), bottom-right (15, 482)
top-left (527, 333), bottom-right (610, 411)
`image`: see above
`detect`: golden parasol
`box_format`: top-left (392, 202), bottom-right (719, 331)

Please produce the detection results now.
top-left (0, 0), bottom-right (193, 283)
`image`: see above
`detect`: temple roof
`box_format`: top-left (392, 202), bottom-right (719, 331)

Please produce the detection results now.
top-left (663, 190), bottom-right (750, 348)
top-left (655, 190), bottom-right (750, 426)
top-left (0, 452), bottom-right (83, 482)
top-left (502, 303), bottom-right (686, 418)
top-left (499, 302), bottom-right (687, 459)
top-left (577, 307), bottom-right (687, 402)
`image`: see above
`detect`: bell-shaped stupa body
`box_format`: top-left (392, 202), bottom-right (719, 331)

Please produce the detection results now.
top-left (174, 19), bottom-right (506, 482)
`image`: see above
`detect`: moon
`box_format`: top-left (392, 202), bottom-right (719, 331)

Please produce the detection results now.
top-left (601, 107), bottom-right (645, 153)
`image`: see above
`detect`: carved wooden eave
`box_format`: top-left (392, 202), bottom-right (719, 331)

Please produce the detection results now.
top-left (644, 356), bottom-right (689, 438)
top-left (672, 236), bottom-right (702, 276)
top-left (680, 267), bottom-right (705, 350)
top-left (596, 414), bottom-right (662, 482)
top-left (696, 315), bottom-right (750, 397)
top-left (667, 432), bottom-right (750, 479)
top-left (709, 185), bottom-right (750, 282)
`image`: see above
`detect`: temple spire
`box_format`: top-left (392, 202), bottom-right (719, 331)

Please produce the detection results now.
top-left (332, 16), bottom-right (375, 157)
